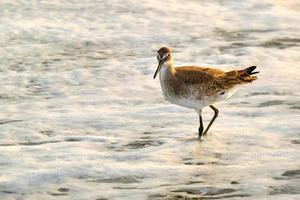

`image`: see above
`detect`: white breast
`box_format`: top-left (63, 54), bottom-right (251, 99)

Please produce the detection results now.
top-left (159, 67), bottom-right (206, 110)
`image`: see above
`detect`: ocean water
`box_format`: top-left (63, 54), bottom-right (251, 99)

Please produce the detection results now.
top-left (0, 0), bottom-right (300, 199)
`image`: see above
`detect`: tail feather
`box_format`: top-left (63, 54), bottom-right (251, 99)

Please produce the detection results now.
top-left (237, 66), bottom-right (259, 83)
top-left (222, 66), bottom-right (259, 87)
top-left (244, 66), bottom-right (260, 75)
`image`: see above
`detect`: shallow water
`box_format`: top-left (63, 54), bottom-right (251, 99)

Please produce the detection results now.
top-left (1, 0), bottom-right (300, 199)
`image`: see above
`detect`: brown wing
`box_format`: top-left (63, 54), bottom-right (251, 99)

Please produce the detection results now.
top-left (174, 66), bottom-right (226, 95)
top-left (176, 66), bottom-right (225, 79)
top-left (174, 66), bottom-right (258, 96)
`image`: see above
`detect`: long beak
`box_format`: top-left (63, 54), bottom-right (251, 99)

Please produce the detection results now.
top-left (153, 60), bottom-right (163, 79)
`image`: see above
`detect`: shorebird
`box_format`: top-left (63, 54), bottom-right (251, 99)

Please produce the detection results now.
top-left (153, 47), bottom-right (259, 138)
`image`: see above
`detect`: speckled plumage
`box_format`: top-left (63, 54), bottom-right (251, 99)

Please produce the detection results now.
top-left (157, 55), bottom-right (257, 111)
top-left (154, 47), bottom-right (259, 137)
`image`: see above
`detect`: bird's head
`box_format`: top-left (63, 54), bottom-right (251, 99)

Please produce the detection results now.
top-left (153, 47), bottom-right (173, 79)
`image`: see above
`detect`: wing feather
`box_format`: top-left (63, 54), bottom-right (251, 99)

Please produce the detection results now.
top-left (174, 66), bottom-right (226, 95)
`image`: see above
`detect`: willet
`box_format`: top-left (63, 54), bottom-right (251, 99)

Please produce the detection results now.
top-left (154, 47), bottom-right (259, 138)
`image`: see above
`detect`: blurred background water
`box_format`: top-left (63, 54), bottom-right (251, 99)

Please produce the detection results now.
top-left (0, 0), bottom-right (300, 199)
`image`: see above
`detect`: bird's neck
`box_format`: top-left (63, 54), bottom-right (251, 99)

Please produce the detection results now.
top-left (160, 61), bottom-right (176, 76)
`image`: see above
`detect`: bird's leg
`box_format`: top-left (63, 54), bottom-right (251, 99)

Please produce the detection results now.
top-left (203, 105), bottom-right (219, 136)
top-left (198, 115), bottom-right (204, 138)
top-left (198, 110), bottom-right (203, 138)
